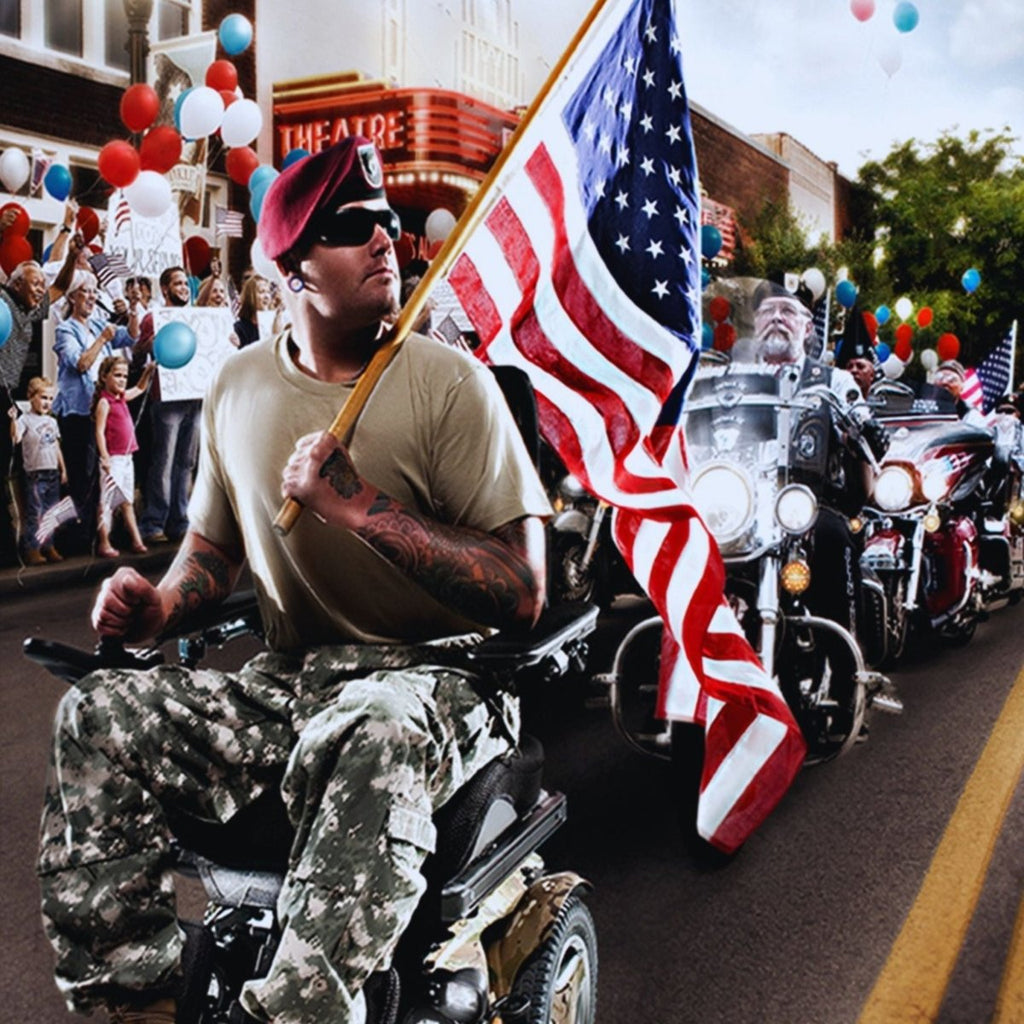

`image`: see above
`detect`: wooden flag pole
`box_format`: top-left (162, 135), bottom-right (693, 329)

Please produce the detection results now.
top-left (272, 0), bottom-right (613, 536)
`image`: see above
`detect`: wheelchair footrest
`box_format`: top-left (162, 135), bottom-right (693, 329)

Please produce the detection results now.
top-left (439, 790), bottom-right (567, 923)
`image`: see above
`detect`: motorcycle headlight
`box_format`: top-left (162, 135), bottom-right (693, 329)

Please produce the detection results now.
top-left (920, 468), bottom-right (948, 503)
top-left (692, 463), bottom-right (755, 543)
top-left (775, 484), bottom-right (818, 535)
top-left (874, 466), bottom-right (915, 512)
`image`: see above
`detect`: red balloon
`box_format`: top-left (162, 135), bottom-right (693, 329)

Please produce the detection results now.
top-left (916, 306), bottom-right (933, 328)
top-left (120, 83), bottom-right (160, 133)
top-left (76, 207), bottom-right (100, 244)
top-left (894, 337), bottom-right (913, 362)
top-left (140, 126), bottom-right (182, 173)
top-left (708, 296), bottom-right (731, 323)
top-left (713, 322), bottom-right (737, 351)
top-left (937, 333), bottom-right (960, 361)
top-left (895, 322), bottom-right (913, 346)
top-left (183, 235), bottom-right (212, 277)
top-left (861, 310), bottom-right (878, 340)
top-left (98, 140), bottom-right (140, 189)
top-left (226, 146), bottom-right (260, 186)
top-left (0, 233), bottom-right (33, 275)
top-left (205, 60), bottom-right (239, 93)
top-left (0, 202), bottom-right (30, 237)
top-left (219, 89), bottom-right (239, 109)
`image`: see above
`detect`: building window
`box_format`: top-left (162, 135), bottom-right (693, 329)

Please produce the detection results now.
top-left (0, 0), bottom-right (20, 39)
top-left (104, 0), bottom-right (130, 71)
top-left (45, 0), bottom-right (83, 56)
top-left (157, 0), bottom-right (189, 41)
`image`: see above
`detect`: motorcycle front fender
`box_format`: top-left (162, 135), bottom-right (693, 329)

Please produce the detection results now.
top-left (551, 509), bottom-right (591, 537)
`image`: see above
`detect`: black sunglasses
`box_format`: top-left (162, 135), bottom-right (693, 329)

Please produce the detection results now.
top-left (315, 206), bottom-right (402, 247)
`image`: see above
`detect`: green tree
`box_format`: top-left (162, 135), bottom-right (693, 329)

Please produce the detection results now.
top-left (855, 129), bottom-right (1024, 369)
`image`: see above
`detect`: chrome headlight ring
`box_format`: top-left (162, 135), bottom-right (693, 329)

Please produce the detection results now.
top-left (874, 465), bottom-right (915, 512)
top-left (775, 484), bottom-right (818, 535)
top-left (692, 462), bottom-right (756, 544)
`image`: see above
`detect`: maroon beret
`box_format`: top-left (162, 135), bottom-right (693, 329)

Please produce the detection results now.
top-left (258, 136), bottom-right (386, 260)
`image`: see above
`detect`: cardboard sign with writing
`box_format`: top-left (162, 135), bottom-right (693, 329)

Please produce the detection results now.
top-left (152, 307), bottom-right (237, 402)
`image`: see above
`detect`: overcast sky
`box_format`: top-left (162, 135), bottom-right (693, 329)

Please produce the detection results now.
top-left (523, 0), bottom-right (1024, 178)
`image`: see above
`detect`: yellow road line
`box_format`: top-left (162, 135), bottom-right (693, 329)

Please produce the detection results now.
top-left (858, 666), bottom-right (1024, 1024)
top-left (994, 891), bottom-right (1024, 1023)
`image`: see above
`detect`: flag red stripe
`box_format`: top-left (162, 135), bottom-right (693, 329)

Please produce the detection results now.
top-left (448, 255), bottom-right (503, 348)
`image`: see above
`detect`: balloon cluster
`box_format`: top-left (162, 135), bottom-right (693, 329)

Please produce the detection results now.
top-left (704, 294), bottom-right (735, 352)
top-left (865, 290), bottom-right (966, 379)
top-left (852, 0), bottom-right (920, 77)
top-left (93, 15), bottom-right (256, 221)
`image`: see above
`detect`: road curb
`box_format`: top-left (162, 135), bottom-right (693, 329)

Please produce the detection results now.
top-left (0, 545), bottom-right (177, 601)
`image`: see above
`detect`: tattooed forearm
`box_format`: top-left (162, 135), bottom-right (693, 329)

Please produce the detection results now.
top-left (358, 496), bottom-right (540, 628)
top-left (165, 550), bottom-right (234, 629)
top-left (320, 447), bottom-right (364, 499)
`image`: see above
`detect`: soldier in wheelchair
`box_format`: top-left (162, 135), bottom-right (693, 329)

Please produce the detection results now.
top-left (32, 138), bottom-right (596, 1024)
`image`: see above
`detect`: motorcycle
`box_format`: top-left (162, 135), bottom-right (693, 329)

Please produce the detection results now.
top-left (596, 348), bottom-right (901, 768)
top-left (25, 595), bottom-right (600, 1024)
top-left (860, 381), bottom-right (1020, 651)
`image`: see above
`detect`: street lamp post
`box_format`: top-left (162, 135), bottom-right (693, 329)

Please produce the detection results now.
top-left (124, 0), bottom-right (154, 85)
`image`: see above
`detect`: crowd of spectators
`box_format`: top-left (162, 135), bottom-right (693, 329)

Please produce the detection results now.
top-left (1, 202), bottom-right (287, 567)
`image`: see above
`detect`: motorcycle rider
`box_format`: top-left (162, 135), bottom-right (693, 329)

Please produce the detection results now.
top-left (833, 308), bottom-right (878, 400)
top-left (753, 283), bottom-right (886, 732)
top-left (37, 137), bottom-right (550, 1024)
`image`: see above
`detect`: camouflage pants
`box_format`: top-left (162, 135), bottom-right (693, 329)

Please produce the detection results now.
top-left (38, 643), bottom-right (518, 1023)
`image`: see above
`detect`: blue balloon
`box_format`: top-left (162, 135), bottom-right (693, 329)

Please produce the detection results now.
top-left (875, 342), bottom-right (891, 362)
top-left (249, 178), bottom-right (272, 222)
top-left (153, 322), bottom-right (197, 370)
top-left (961, 267), bottom-right (981, 294)
top-left (282, 148), bottom-right (310, 170)
top-left (700, 224), bottom-right (723, 260)
top-left (187, 275), bottom-right (201, 302)
top-left (875, 304), bottom-right (891, 326)
top-left (173, 87), bottom-right (193, 133)
top-left (219, 14), bottom-right (253, 56)
top-left (42, 243), bottom-right (53, 263)
top-left (893, 1), bottom-right (919, 32)
top-left (701, 321), bottom-right (714, 349)
top-left (44, 164), bottom-right (72, 202)
top-left (0, 299), bottom-right (12, 348)
top-left (700, 267), bottom-right (711, 289)
top-left (835, 279), bottom-right (858, 308)
top-left (248, 164), bottom-right (279, 193)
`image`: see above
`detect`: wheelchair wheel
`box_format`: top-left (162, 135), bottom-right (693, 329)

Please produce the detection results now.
top-left (508, 891), bottom-right (597, 1024)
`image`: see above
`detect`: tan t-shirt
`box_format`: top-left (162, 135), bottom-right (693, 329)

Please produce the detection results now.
top-left (189, 331), bottom-right (551, 650)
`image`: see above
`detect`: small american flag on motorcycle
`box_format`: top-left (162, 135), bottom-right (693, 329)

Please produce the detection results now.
top-left (962, 321), bottom-right (1018, 418)
top-left (215, 206), bottom-right (245, 239)
top-left (35, 496), bottom-right (77, 546)
top-left (444, 0), bottom-right (806, 852)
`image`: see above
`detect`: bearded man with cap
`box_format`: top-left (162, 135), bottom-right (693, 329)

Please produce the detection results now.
top-left (37, 137), bottom-right (550, 1024)
top-left (834, 309), bottom-right (879, 399)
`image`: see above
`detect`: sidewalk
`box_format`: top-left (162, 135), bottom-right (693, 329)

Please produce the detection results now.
top-left (0, 541), bottom-right (179, 601)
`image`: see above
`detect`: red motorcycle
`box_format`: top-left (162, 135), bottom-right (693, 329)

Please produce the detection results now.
top-left (860, 383), bottom-right (1003, 651)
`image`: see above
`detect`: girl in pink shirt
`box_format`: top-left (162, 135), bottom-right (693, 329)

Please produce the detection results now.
top-left (92, 355), bottom-right (153, 558)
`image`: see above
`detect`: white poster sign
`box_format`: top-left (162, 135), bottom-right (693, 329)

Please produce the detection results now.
top-left (106, 189), bottom-right (183, 281)
top-left (152, 307), bottom-right (237, 402)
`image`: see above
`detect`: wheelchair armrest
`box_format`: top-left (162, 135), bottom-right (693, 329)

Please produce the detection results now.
top-left (466, 601), bottom-right (599, 676)
top-left (23, 636), bottom-right (164, 685)
top-left (157, 589), bottom-right (263, 644)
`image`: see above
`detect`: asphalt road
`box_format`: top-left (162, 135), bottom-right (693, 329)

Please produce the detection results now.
top-left (2, 580), bottom-right (1021, 1023)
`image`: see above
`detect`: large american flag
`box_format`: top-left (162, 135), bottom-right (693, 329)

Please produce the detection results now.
top-left (961, 322), bottom-right (1017, 417)
top-left (446, 0), bottom-right (805, 852)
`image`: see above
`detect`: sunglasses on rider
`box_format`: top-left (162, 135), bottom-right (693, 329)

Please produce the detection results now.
top-left (315, 206), bottom-right (402, 247)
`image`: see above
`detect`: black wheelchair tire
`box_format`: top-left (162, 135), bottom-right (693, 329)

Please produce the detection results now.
top-left (508, 891), bottom-right (598, 1024)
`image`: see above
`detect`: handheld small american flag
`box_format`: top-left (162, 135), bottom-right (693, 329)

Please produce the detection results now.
top-left (444, 0), bottom-right (805, 852)
top-left (88, 251), bottom-right (131, 290)
top-left (215, 206), bottom-right (245, 239)
top-left (114, 196), bottom-right (132, 234)
top-left (35, 496), bottom-right (77, 546)
top-left (961, 322), bottom-right (1017, 417)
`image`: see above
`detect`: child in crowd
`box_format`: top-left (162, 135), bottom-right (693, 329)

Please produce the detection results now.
top-left (92, 354), bottom-right (153, 558)
top-left (9, 376), bottom-right (67, 565)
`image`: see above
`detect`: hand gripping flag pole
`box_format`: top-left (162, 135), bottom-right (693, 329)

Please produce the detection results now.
top-left (272, 0), bottom-right (614, 537)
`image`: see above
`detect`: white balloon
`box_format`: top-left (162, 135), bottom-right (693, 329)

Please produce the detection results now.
top-left (877, 40), bottom-right (902, 77)
top-left (920, 347), bottom-right (939, 371)
top-left (125, 171), bottom-right (173, 218)
top-left (424, 208), bottom-right (457, 244)
top-left (0, 147), bottom-right (30, 192)
top-left (220, 99), bottom-right (263, 148)
top-left (802, 267), bottom-right (826, 301)
top-left (179, 86), bottom-right (225, 139)
top-left (882, 355), bottom-right (905, 379)
top-left (894, 296), bottom-right (913, 321)
top-left (250, 237), bottom-right (280, 283)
